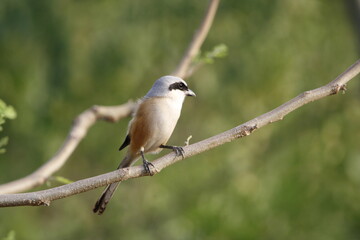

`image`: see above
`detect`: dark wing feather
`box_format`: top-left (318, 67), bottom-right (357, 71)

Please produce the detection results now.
top-left (119, 134), bottom-right (131, 151)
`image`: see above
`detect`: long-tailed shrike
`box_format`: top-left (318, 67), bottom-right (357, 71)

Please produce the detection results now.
top-left (93, 75), bottom-right (195, 214)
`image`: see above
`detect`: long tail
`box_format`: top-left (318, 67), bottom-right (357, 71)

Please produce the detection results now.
top-left (93, 154), bottom-right (136, 215)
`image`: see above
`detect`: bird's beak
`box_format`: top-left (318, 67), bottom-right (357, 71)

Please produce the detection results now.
top-left (186, 89), bottom-right (196, 97)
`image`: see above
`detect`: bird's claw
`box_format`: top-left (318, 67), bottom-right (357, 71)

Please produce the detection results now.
top-left (173, 146), bottom-right (185, 158)
top-left (142, 159), bottom-right (155, 176)
top-left (159, 144), bottom-right (185, 159)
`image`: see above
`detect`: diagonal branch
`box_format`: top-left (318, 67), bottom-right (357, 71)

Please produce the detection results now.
top-left (1, 59), bottom-right (359, 207)
top-left (172, 0), bottom-right (220, 78)
top-left (0, 0), bottom-right (220, 194)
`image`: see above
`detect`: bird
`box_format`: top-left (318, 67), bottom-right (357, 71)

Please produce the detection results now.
top-left (93, 75), bottom-right (196, 215)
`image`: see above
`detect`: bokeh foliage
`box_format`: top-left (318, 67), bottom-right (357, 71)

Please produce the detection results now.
top-left (0, 99), bottom-right (16, 154)
top-left (1, 0), bottom-right (359, 239)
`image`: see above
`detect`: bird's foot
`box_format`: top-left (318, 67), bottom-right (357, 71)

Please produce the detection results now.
top-left (142, 158), bottom-right (155, 176)
top-left (140, 148), bottom-right (155, 176)
top-left (172, 146), bottom-right (185, 158)
top-left (160, 145), bottom-right (185, 159)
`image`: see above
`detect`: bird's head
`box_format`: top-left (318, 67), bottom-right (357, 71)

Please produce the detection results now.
top-left (145, 76), bottom-right (196, 100)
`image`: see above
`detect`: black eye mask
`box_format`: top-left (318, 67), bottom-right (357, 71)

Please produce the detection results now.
top-left (169, 82), bottom-right (188, 91)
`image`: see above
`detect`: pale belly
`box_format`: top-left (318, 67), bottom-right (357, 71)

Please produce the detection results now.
top-left (130, 97), bottom-right (183, 154)
top-left (144, 101), bottom-right (181, 153)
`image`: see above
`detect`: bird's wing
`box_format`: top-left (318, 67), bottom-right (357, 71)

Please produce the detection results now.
top-left (119, 134), bottom-right (131, 151)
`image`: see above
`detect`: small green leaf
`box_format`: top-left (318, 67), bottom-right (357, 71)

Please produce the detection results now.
top-left (2, 230), bottom-right (16, 240)
top-left (0, 134), bottom-right (7, 154)
top-left (53, 176), bottom-right (74, 184)
top-left (0, 99), bottom-right (6, 110)
top-left (0, 99), bottom-right (17, 120)
top-left (0, 99), bottom-right (16, 154)
top-left (206, 43), bottom-right (228, 58)
top-left (194, 43), bottom-right (228, 65)
top-left (3, 106), bottom-right (16, 119)
top-left (0, 136), bottom-right (9, 148)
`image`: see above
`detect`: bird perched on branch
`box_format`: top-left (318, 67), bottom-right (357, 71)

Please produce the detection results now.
top-left (93, 75), bottom-right (196, 214)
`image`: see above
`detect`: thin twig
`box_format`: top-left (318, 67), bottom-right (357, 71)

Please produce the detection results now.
top-left (1, 59), bottom-right (359, 207)
top-left (172, 0), bottom-right (220, 78)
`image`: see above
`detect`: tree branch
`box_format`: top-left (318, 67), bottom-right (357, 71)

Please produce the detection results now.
top-left (1, 59), bottom-right (359, 207)
top-left (0, 0), bottom-right (220, 194)
top-left (0, 102), bottom-right (136, 194)
top-left (172, 0), bottom-right (220, 78)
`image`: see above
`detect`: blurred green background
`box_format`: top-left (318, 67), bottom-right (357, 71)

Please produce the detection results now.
top-left (1, 0), bottom-right (360, 239)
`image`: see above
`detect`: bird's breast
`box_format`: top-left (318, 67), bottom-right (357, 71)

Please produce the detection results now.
top-left (147, 97), bottom-right (182, 135)
top-left (129, 97), bottom-right (183, 154)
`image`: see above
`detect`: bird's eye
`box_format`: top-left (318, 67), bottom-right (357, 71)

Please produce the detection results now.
top-left (169, 81), bottom-right (188, 91)
top-left (178, 83), bottom-right (185, 90)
